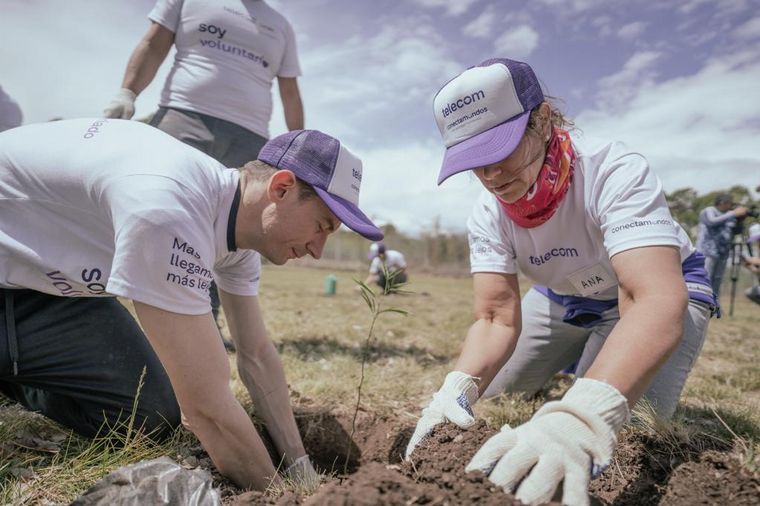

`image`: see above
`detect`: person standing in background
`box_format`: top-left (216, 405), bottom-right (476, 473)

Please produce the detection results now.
top-left (0, 86), bottom-right (23, 132)
top-left (103, 0), bottom-right (304, 348)
top-left (696, 194), bottom-right (748, 302)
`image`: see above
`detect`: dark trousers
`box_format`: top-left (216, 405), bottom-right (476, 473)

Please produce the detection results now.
top-left (376, 270), bottom-right (408, 294)
top-left (150, 107), bottom-right (268, 323)
top-left (0, 289), bottom-right (180, 440)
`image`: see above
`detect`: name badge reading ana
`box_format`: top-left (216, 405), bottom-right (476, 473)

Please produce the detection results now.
top-left (567, 264), bottom-right (617, 296)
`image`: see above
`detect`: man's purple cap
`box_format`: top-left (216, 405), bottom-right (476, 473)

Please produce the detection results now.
top-left (258, 130), bottom-right (383, 241)
top-left (433, 58), bottom-right (544, 184)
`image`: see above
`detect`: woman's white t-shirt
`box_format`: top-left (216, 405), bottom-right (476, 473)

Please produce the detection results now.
top-left (468, 134), bottom-right (694, 300)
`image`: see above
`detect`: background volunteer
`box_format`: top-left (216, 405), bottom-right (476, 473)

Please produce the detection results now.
top-left (365, 242), bottom-right (408, 293)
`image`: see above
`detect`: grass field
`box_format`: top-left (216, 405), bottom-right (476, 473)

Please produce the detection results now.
top-left (1, 265), bottom-right (759, 504)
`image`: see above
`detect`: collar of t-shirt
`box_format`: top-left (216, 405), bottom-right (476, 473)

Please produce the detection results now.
top-left (215, 169), bottom-right (242, 259)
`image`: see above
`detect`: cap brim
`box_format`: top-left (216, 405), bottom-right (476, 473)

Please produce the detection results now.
top-left (313, 187), bottom-right (384, 241)
top-left (437, 111), bottom-right (531, 185)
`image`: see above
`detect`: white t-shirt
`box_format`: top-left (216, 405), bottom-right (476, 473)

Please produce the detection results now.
top-left (150, 0), bottom-right (301, 138)
top-left (468, 134), bottom-right (694, 300)
top-left (370, 250), bottom-right (407, 274)
top-left (0, 118), bottom-right (261, 315)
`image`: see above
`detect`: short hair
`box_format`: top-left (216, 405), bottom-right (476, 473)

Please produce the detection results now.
top-left (240, 160), bottom-right (318, 201)
top-left (714, 193), bottom-right (733, 206)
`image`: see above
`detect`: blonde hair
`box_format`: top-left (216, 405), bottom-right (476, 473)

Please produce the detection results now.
top-left (527, 96), bottom-right (575, 134)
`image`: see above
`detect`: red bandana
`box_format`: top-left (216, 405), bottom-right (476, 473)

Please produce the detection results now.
top-left (498, 128), bottom-right (575, 228)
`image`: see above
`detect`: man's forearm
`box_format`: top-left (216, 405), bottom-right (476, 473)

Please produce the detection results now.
top-left (119, 23), bottom-right (174, 96)
top-left (121, 40), bottom-right (168, 95)
top-left (186, 394), bottom-right (280, 489)
top-left (278, 77), bottom-right (304, 130)
top-left (283, 98), bottom-right (304, 131)
top-left (238, 341), bottom-right (306, 465)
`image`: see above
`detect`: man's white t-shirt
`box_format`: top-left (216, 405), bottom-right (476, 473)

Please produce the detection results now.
top-left (150, 0), bottom-right (301, 138)
top-left (370, 250), bottom-right (407, 274)
top-left (0, 118), bottom-right (260, 315)
top-left (468, 135), bottom-right (694, 300)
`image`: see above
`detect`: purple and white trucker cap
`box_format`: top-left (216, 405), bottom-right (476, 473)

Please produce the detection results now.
top-left (258, 130), bottom-right (383, 241)
top-left (433, 58), bottom-right (544, 184)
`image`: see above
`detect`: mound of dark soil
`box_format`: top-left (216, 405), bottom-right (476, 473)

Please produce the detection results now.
top-left (400, 420), bottom-right (528, 505)
top-left (660, 451), bottom-right (760, 504)
top-left (306, 461), bottom-right (462, 505)
top-left (590, 429), bottom-right (760, 505)
top-left (223, 410), bottom-right (760, 505)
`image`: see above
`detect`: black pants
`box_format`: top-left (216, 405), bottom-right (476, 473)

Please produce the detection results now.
top-left (0, 289), bottom-right (180, 440)
top-left (376, 270), bottom-right (408, 294)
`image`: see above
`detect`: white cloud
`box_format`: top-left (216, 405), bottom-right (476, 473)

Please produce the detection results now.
top-left (270, 20), bottom-right (462, 144)
top-left (618, 21), bottom-right (647, 41)
top-left (594, 50), bottom-right (662, 110)
top-left (590, 15), bottom-right (614, 37)
top-left (412, 0), bottom-right (479, 17)
top-left (576, 48), bottom-right (760, 195)
top-left (678, 0), bottom-right (751, 16)
top-left (734, 16), bottom-right (760, 39)
top-left (493, 25), bottom-right (539, 59)
top-left (536, 0), bottom-right (623, 13)
top-left (463, 5), bottom-right (497, 38)
top-left (358, 141), bottom-right (483, 234)
top-left (0, 1), bottom-right (172, 123)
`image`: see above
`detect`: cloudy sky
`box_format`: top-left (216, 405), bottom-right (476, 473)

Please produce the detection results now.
top-left (2, 0), bottom-right (759, 234)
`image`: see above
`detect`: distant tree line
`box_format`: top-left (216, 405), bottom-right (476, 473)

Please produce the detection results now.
top-left (314, 185), bottom-right (760, 274)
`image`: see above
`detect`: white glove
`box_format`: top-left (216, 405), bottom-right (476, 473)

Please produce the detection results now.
top-left (284, 455), bottom-right (320, 490)
top-left (103, 88), bottom-right (137, 119)
top-left (466, 378), bottom-right (630, 506)
top-left (405, 371), bottom-right (479, 459)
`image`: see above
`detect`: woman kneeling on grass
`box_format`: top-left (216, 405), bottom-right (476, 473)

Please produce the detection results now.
top-left (405, 58), bottom-right (716, 506)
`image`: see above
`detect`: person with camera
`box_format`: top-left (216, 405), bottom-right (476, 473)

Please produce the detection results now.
top-left (695, 194), bottom-right (749, 302)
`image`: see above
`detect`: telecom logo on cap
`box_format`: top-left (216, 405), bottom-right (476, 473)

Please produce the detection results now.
top-left (327, 145), bottom-right (362, 205)
top-left (434, 64), bottom-right (526, 148)
top-left (440, 90), bottom-right (486, 118)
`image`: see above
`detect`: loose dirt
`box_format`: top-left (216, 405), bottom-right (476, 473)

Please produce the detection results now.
top-left (218, 410), bottom-right (759, 505)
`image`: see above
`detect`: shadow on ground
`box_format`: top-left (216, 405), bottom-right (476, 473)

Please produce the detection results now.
top-left (275, 336), bottom-right (450, 366)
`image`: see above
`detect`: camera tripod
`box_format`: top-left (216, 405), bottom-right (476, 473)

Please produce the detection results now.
top-left (728, 227), bottom-right (750, 317)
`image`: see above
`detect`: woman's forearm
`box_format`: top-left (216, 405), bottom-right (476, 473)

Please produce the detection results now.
top-left (454, 319), bottom-right (520, 395)
top-left (585, 294), bottom-right (686, 407)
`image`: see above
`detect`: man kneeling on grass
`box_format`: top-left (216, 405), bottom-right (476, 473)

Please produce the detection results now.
top-left (0, 119), bottom-right (382, 490)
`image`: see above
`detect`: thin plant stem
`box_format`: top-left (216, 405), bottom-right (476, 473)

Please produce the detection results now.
top-left (343, 275), bottom-right (408, 475)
